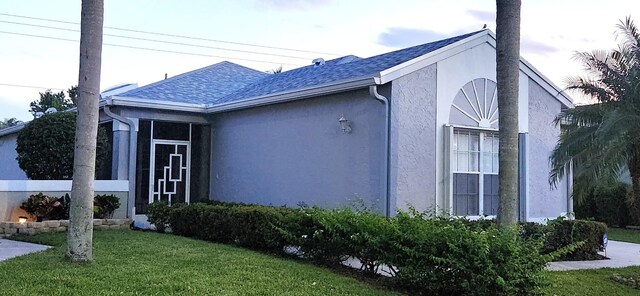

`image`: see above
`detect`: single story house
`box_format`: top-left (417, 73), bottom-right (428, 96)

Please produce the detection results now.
top-left (0, 29), bottom-right (573, 224)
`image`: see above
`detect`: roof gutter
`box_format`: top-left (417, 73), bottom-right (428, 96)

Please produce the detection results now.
top-left (207, 76), bottom-right (376, 113)
top-left (103, 103), bottom-right (138, 218)
top-left (107, 96), bottom-right (208, 113)
top-left (369, 85), bottom-right (392, 217)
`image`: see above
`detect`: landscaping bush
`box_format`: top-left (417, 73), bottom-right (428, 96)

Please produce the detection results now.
top-left (147, 201), bottom-right (172, 232)
top-left (544, 218), bottom-right (607, 260)
top-left (21, 193), bottom-right (122, 221)
top-left (575, 181), bottom-right (632, 227)
top-left (93, 194), bottom-right (121, 219)
top-left (379, 211), bottom-right (547, 296)
top-left (15, 111), bottom-right (109, 180)
top-left (169, 202), bottom-right (291, 253)
top-left (164, 202), bottom-right (550, 295)
top-left (20, 193), bottom-right (69, 221)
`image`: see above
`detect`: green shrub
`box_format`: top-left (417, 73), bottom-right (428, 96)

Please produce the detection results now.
top-left (544, 218), bottom-right (607, 260)
top-left (15, 112), bottom-right (110, 180)
top-left (20, 193), bottom-right (69, 221)
top-left (575, 181), bottom-right (631, 227)
top-left (170, 203), bottom-right (291, 253)
top-left (93, 194), bottom-right (121, 219)
top-left (383, 212), bottom-right (547, 295)
top-left (147, 201), bottom-right (172, 232)
top-left (165, 202), bottom-right (552, 295)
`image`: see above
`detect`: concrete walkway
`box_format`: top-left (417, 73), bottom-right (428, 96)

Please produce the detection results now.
top-left (0, 239), bottom-right (50, 262)
top-left (548, 240), bottom-right (640, 271)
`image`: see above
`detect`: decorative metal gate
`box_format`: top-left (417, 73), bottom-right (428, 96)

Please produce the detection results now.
top-left (149, 140), bottom-right (190, 205)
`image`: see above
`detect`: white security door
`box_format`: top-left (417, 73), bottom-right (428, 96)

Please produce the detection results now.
top-left (149, 140), bottom-right (191, 205)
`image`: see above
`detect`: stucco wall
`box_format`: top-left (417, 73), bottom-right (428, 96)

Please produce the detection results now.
top-left (527, 79), bottom-right (567, 219)
top-left (0, 133), bottom-right (27, 180)
top-left (210, 88), bottom-right (385, 212)
top-left (390, 63), bottom-right (438, 213)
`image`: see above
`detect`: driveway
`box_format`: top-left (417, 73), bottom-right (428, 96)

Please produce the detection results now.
top-left (0, 239), bottom-right (50, 262)
top-left (548, 240), bottom-right (640, 271)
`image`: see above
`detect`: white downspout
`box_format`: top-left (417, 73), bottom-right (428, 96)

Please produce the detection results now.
top-left (103, 103), bottom-right (138, 218)
top-left (369, 85), bottom-right (392, 217)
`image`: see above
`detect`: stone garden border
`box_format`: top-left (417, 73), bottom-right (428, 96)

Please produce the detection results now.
top-left (0, 219), bottom-right (132, 237)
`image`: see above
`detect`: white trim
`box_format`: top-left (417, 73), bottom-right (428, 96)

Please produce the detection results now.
top-left (483, 31), bottom-right (573, 108)
top-left (527, 216), bottom-right (567, 225)
top-left (380, 30), bottom-right (573, 108)
top-left (449, 124), bottom-right (499, 132)
top-left (378, 33), bottom-right (490, 84)
top-left (0, 123), bottom-right (26, 137)
top-left (0, 180), bottom-right (129, 192)
top-left (107, 96), bottom-right (207, 113)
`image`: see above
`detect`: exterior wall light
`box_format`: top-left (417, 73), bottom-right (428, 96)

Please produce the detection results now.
top-left (18, 216), bottom-right (28, 224)
top-left (338, 115), bottom-right (352, 133)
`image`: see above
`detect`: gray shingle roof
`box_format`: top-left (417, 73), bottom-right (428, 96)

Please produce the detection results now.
top-left (121, 31), bottom-right (482, 106)
top-left (121, 61), bottom-right (269, 104)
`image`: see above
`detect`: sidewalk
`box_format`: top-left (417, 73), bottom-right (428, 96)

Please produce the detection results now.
top-left (0, 239), bottom-right (50, 262)
top-left (547, 240), bottom-right (640, 271)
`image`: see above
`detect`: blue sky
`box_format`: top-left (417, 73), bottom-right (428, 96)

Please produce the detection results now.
top-left (0, 0), bottom-right (637, 121)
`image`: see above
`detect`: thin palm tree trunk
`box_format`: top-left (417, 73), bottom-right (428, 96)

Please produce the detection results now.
top-left (496, 0), bottom-right (521, 228)
top-left (67, 0), bottom-right (104, 261)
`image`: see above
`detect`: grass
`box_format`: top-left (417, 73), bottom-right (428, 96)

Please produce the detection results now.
top-left (545, 266), bottom-right (640, 296)
top-left (545, 227), bottom-right (640, 296)
top-left (607, 227), bottom-right (640, 244)
top-left (0, 230), bottom-right (399, 296)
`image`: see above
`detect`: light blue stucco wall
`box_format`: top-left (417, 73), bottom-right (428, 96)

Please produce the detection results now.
top-left (210, 88), bottom-right (385, 212)
top-left (0, 133), bottom-right (27, 180)
top-left (390, 63), bottom-right (438, 213)
top-left (527, 79), bottom-right (567, 218)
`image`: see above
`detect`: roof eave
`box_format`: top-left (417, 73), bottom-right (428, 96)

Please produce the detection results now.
top-left (0, 124), bottom-right (26, 137)
top-left (378, 30), bottom-right (491, 84)
top-left (106, 96), bottom-right (208, 112)
top-left (206, 76), bottom-right (377, 113)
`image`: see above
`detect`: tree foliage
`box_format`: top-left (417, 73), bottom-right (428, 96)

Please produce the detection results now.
top-left (15, 112), bottom-right (109, 180)
top-left (550, 17), bottom-right (640, 222)
top-left (0, 118), bottom-right (22, 129)
top-left (29, 86), bottom-right (77, 117)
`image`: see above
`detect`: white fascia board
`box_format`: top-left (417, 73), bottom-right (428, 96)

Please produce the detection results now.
top-left (206, 76), bottom-right (375, 113)
top-left (377, 31), bottom-right (492, 84)
top-left (107, 96), bottom-right (208, 113)
top-left (484, 32), bottom-right (574, 108)
top-left (0, 124), bottom-right (26, 137)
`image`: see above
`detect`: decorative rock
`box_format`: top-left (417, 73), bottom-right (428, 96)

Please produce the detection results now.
top-left (27, 222), bottom-right (43, 228)
top-left (20, 228), bottom-right (36, 235)
top-left (13, 222), bottom-right (27, 229)
top-left (93, 219), bottom-right (103, 226)
top-left (109, 225), bottom-right (121, 230)
top-left (0, 227), bottom-right (4, 234)
top-left (45, 221), bottom-right (60, 228)
top-left (59, 220), bottom-right (69, 227)
top-left (0, 222), bottom-right (9, 228)
top-left (56, 226), bottom-right (67, 232)
top-left (96, 225), bottom-right (110, 230)
top-left (104, 219), bottom-right (117, 226)
top-left (120, 224), bottom-right (130, 229)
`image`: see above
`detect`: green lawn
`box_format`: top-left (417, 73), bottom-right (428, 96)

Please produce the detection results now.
top-left (607, 227), bottom-right (640, 244)
top-left (0, 230), bottom-right (398, 296)
top-left (545, 226), bottom-right (640, 295)
top-left (545, 266), bottom-right (640, 296)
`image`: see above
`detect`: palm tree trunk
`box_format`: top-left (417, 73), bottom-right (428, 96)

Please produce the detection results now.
top-left (628, 155), bottom-right (640, 225)
top-left (67, 0), bottom-right (104, 261)
top-left (496, 0), bottom-right (521, 228)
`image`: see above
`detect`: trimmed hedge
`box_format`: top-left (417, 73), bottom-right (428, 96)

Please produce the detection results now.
top-left (151, 203), bottom-right (605, 295)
